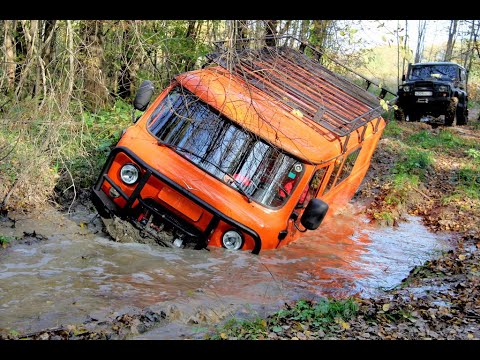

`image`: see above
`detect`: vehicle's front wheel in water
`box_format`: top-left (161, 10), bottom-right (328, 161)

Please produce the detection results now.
top-left (101, 215), bottom-right (173, 247)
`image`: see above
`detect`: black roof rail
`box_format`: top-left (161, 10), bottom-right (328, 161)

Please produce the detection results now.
top-left (206, 35), bottom-right (397, 153)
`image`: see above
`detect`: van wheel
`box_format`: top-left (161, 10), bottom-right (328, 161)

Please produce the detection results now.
top-left (102, 215), bottom-right (173, 247)
top-left (445, 97), bottom-right (458, 126)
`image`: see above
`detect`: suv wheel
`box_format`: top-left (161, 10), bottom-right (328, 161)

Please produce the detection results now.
top-left (456, 102), bottom-right (468, 126)
top-left (445, 97), bottom-right (458, 126)
top-left (408, 112), bottom-right (421, 122)
top-left (394, 106), bottom-right (406, 121)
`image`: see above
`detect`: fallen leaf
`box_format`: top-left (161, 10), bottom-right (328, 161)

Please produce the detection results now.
top-left (467, 333), bottom-right (474, 339)
top-left (220, 333), bottom-right (227, 339)
top-left (291, 109), bottom-right (303, 118)
top-left (382, 303), bottom-right (391, 312)
top-left (296, 332), bottom-right (307, 340)
top-left (458, 254), bottom-right (466, 261)
top-left (340, 321), bottom-right (350, 330)
top-left (272, 325), bottom-right (282, 333)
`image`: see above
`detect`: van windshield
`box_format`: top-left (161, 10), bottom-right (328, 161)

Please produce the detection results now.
top-left (147, 86), bottom-right (305, 208)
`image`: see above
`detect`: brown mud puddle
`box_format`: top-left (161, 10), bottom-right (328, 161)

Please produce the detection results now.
top-left (0, 203), bottom-right (452, 339)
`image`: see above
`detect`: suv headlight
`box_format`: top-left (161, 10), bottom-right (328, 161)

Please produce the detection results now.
top-left (438, 85), bottom-right (449, 92)
top-left (120, 164), bottom-right (139, 185)
top-left (222, 230), bottom-right (243, 250)
top-left (402, 85), bottom-right (410, 92)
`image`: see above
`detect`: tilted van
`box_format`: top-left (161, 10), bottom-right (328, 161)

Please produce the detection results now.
top-left (92, 36), bottom-right (394, 254)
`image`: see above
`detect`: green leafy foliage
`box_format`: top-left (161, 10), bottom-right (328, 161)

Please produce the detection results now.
top-left (274, 299), bottom-right (358, 329)
top-left (0, 235), bottom-right (15, 248)
top-left (383, 120), bottom-right (403, 137)
top-left (392, 148), bottom-right (432, 180)
top-left (58, 99), bottom-right (133, 190)
top-left (406, 130), bottom-right (464, 149)
top-left (466, 148), bottom-right (480, 162)
top-left (207, 298), bottom-right (359, 340)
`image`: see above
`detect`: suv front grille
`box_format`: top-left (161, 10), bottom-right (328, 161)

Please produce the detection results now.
top-left (413, 81), bottom-right (434, 90)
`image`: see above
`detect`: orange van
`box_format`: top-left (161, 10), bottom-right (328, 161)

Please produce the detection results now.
top-left (92, 36), bottom-right (395, 254)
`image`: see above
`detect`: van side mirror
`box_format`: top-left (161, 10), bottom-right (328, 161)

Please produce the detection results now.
top-left (134, 80), bottom-right (154, 112)
top-left (300, 198), bottom-right (329, 230)
top-left (401, 74), bottom-right (406, 82)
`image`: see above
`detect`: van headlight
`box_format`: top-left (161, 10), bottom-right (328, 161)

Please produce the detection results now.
top-left (120, 164), bottom-right (139, 185)
top-left (222, 230), bottom-right (243, 250)
top-left (402, 85), bottom-right (410, 92)
top-left (438, 85), bottom-right (449, 92)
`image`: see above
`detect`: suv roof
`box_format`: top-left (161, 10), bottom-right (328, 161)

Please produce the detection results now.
top-left (411, 61), bottom-right (465, 70)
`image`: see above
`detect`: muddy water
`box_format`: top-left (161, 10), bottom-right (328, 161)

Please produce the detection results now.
top-left (0, 204), bottom-right (451, 338)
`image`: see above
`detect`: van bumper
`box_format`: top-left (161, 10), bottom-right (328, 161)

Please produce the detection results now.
top-left (91, 146), bottom-right (262, 254)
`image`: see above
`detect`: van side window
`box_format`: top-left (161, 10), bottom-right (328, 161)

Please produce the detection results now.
top-left (297, 166), bottom-right (328, 208)
top-left (335, 147), bottom-right (361, 185)
top-left (324, 158), bottom-right (342, 194)
top-left (323, 147), bottom-right (361, 194)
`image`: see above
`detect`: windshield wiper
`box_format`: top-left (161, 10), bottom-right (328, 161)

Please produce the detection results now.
top-left (157, 140), bottom-right (252, 202)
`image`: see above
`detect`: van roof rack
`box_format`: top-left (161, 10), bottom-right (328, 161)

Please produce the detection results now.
top-left (206, 36), bottom-right (397, 153)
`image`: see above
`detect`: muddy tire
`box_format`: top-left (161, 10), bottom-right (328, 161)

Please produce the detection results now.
top-left (444, 97), bottom-right (458, 126)
top-left (394, 106), bottom-right (406, 121)
top-left (101, 216), bottom-right (174, 247)
top-left (408, 112), bottom-right (421, 122)
top-left (456, 102), bottom-right (468, 126)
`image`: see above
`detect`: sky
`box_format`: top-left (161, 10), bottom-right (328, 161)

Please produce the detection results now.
top-left (357, 20), bottom-right (451, 53)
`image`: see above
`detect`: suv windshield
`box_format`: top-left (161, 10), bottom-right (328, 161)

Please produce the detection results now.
top-left (408, 65), bottom-right (457, 81)
top-left (147, 86), bottom-right (305, 208)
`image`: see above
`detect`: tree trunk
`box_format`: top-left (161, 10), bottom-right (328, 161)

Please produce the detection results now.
top-left (300, 20), bottom-right (310, 42)
top-left (310, 20), bottom-right (332, 51)
top-left (288, 20), bottom-right (299, 47)
top-left (65, 20), bottom-right (75, 106)
top-left (309, 20), bottom-right (333, 63)
top-left (82, 20), bottom-right (109, 112)
top-left (445, 20), bottom-right (459, 61)
top-left (234, 20), bottom-right (249, 50)
top-left (414, 20), bottom-right (427, 63)
top-left (183, 20), bottom-right (199, 72)
top-left (264, 20), bottom-right (278, 47)
top-left (466, 21), bottom-right (480, 84)
top-left (278, 20), bottom-right (292, 36)
top-left (14, 21), bottom-right (26, 89)
top-left (15, 20), bottom-right (39, 99)
top-left (42, 20), bottom-right (57, 66)
top-left (3, 20), bottom-right (16, 91)
top-left (118, 21), bottom-right (139, 100)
